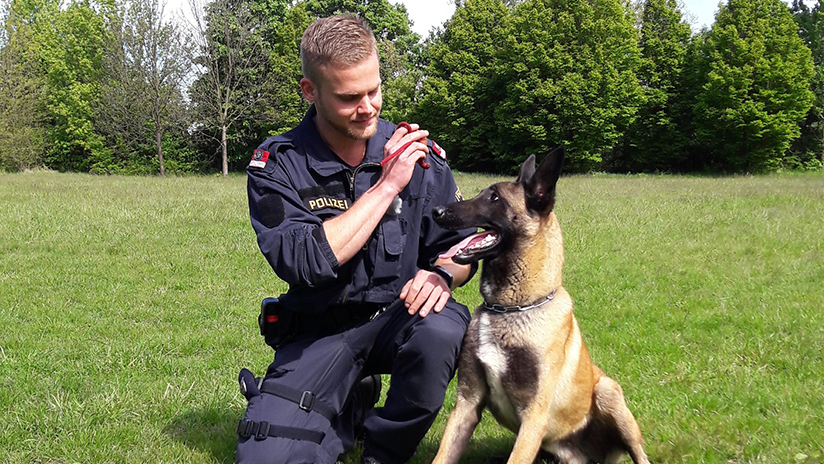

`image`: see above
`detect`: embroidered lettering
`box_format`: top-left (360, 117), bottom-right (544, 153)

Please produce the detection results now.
top-left (307, 197), bottom-right (349, 212)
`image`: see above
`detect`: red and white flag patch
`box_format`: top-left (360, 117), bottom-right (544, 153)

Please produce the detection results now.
top-left (431, 142), bottom-right (446, 160)
top-left (249, 149), bottom-right (270, 169)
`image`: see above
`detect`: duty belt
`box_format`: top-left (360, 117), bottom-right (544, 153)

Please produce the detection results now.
top-left (296, 303), bottom-right (386, 337)
top-left (328, 303), bottom-right (385, 326)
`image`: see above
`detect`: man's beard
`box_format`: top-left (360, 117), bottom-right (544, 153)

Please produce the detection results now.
top-left (344, 119), bottom-right (378, 140)
top-left (319, 105), bottom-right (379, 141)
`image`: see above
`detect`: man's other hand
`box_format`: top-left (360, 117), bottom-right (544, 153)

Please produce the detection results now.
top-left (400, 269), bottom-right (451, 317)
top-left (379, 123), bottom-right (429, 195)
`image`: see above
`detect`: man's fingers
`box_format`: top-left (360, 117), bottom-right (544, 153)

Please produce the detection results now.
top-left (400, 278), bottom-right (411, 301)
top-left (404, 271), bottom-right (434, 314)
top-left (382, 141), bottom-right (429, 172)
top-left (432, 291), bottom-right (450, 314)
top-left (401, 142), bottom-right (429, 162)
top-left (388, 123), bottom-right (422, 146)
top-left (388, 129), bottom-right (428, 153)
top-left (403, 273), bottom-right (422, 313)
top-left (405, 274), bottom-right (428, 314)
top-left (402, 270), bottom-right (452, 316)
top-left (417, 284), bottom-right (451, 317)
top-left (409, 280), bottom-right (435, 315)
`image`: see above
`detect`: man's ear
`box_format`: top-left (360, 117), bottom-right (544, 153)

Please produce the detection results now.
top-left (516, 154), bottom-right (537, 184)
top-left (525, 147), bottom-right (565, 215)
top-left (300, 77), bottom-right (317, 102)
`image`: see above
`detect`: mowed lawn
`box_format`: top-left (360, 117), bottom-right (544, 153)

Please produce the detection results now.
top-left (1, 171), bottom-right (822, 463)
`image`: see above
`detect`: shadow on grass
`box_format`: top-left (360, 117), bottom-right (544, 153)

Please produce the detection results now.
top-left (165, 406), bottom-right (239, 463)
top-left (411, 435), bottom-right (525, 464)
top-left (165, 407), bottom-right (531, 464)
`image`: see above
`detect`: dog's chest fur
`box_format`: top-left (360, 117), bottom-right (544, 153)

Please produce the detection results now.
top-left (473, 309), bottom-right (543, 431)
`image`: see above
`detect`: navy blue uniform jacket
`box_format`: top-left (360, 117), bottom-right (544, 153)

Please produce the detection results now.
top-left (247, 106), bottom-right (474, 313)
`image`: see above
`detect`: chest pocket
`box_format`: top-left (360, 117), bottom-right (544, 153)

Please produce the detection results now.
top-left (371, 216), bottom-right (407, 280)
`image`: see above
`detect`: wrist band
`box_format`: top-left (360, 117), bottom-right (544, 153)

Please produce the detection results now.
top-left (430, 265), bottom-right (454, 289)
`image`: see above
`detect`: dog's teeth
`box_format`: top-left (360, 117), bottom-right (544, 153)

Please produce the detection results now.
top-left (466, 234), bottom-right (496, 251)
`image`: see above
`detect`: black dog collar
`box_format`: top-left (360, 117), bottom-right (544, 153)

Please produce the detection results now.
top-left (482, 289), bottom-right (557, 313)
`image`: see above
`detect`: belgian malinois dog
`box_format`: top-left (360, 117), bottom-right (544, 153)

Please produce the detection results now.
top-left (431, 149), bottom-right (649, 464)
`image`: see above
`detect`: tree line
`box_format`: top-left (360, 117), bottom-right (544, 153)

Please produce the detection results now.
top-left (0, 0), bottom-right (822, 175)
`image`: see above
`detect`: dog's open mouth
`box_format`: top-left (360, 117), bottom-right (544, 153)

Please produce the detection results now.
top-left (439, 230), bottom-right (501, 264)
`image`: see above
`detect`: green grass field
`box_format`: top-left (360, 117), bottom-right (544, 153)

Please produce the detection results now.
top-left (1, 171), bottom-right (822, 463)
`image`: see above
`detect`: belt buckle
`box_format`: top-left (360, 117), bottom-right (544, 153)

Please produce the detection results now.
top-left (299, 391), bottom-right (315, 412)
top-left (237, 420), bottom-right (253, 438)
top-left (254, 421), bottom-right (270, 440)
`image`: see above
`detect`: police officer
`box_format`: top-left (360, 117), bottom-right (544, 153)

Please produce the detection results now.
top-left (236, 13), bottom-right (477, 464)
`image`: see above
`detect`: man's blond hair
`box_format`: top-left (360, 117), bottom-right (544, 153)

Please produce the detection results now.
top-left (300, 14), bottom-right (379, 85)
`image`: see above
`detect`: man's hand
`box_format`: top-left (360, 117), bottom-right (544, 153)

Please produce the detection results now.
top-left (323, 122), bottom-right (429, 266)
top-left (400, 269), bottom-right (451, 317)
top-left (378, 123), bottom-right (429, 195)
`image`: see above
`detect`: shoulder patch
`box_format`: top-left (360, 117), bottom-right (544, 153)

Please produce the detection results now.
top-left (249, 149), bottom-right (270, 169)
top-left (431, 141), bottom-right (446, 160)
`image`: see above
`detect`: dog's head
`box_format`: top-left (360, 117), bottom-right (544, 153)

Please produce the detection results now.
top-left (433, 148), bottom-right (564, 265)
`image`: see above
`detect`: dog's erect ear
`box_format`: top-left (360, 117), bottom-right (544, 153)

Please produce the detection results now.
top-left (516, 154), bottom-right (537, 185)
top-left (525, 147), bottom-right (565, 215)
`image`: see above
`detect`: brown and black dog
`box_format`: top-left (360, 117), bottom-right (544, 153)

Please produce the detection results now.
top-left (431, 149), bottom-right (649, 464)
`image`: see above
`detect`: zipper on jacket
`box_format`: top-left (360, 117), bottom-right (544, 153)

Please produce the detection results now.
top-left (346, 162), bottom-right (380, 202)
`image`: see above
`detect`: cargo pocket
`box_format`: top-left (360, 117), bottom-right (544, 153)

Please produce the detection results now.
top-left (371, 216), bottom-right (406, 280)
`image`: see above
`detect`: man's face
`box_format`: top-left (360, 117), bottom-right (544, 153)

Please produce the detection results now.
top-left (303, 52), bottom-right (383, 140)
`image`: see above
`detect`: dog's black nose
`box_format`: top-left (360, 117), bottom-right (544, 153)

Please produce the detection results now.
top-left (432, 206), bottom-right (446, 219)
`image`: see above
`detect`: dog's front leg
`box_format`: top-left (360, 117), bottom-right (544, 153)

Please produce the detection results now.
top-left (506, 359), bottom-right (573, 464)
top-left (506, 394), bottom-right (556, 464)
top-left (432, 349), bottom-right (488, 464)
top-left (432, 389), bottom-right (485, 464)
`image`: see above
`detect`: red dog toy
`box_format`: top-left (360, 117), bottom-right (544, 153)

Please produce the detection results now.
top-left (380, 122), bottom-right (430, 169)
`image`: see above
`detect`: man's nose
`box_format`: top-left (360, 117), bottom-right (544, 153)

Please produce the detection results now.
top-left (357, 95), bottom-right (374, 114)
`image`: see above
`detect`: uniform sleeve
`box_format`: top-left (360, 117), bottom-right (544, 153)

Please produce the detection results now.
top-left (417, 154), bottom-right (476, 270)
top-left (247, 149), bottom-right (340, 288)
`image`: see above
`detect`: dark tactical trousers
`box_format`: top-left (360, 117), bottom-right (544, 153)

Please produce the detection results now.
top-left (236, 298), bottom-right (470, 464)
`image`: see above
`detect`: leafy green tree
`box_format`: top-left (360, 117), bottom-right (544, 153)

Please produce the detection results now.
top-left (790, 0), bottom-right (824, 170)
top-left (261, 1), bottom-right (312, 135)
top-left (36, 0), bottom-right (111, 172)
top-left (610, 0), bottom-right (692, 172)
top-left (412, 0), bottom-right (510, 172)
top-left (493, 0), bottom-right (642, 172)
top-left (416, 0), bottom-right (641, 173)
top-left (692, 0), bottom-right (814, 172)
top-left (0, 0), bottom-right (46, 171)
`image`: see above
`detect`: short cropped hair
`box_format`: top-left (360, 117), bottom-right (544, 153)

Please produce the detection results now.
top-left (300, 14), bottom-right (379, 84)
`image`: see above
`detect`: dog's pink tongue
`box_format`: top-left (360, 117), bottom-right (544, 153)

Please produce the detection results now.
top-left (439, 231), bottom-right (495, 260)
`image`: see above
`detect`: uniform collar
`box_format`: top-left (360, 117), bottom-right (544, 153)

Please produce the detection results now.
top-left (298, 105), bottom-right (392, 177)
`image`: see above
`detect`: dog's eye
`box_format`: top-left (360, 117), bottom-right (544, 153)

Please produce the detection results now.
top-left (490, 192), bottom-right (499, 201)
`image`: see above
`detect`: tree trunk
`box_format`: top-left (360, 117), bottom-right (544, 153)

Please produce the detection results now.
top-left (221, 124), bottom-right (228, 177)
top-left (156, 126), bottom-right (166, 177)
